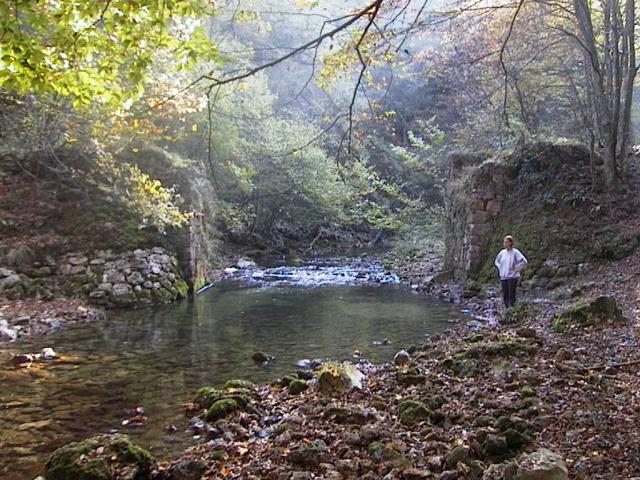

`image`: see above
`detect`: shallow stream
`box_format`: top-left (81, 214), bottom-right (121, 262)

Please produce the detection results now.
top-left (0, 260), bottom-right (463, 479)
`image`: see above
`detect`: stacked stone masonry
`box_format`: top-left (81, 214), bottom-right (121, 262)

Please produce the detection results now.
top-left (58, 247), bottom-right (189, 307)
top-left (445, 159), bottom-right (511, 279)
top-left (445, 145), bottom-right (592, 282)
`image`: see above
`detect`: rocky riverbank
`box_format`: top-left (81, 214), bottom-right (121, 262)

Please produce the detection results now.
top-left (0, 297), bottom-right (105, 342)
top-left (0, 246), bottom-right (194, 343)
top-left (42, 290), bottom-right (639, 480)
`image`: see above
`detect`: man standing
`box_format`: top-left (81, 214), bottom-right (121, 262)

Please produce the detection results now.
top-left (494, 235), bottom-right (528, 308)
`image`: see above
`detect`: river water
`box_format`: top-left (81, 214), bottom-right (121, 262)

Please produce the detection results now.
top-left (0, 261), bottom-right (463, 479)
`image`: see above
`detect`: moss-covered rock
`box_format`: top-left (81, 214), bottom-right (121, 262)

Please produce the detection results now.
top-left (287, 439), bottom-right (328, 469)
top-left (288, 379), bottom-right (309, 395)
top-left (484, 433), bottom-right (509, 456)
top-left (505, 428), bottom-right (533, 450)
top-left (444, 445), bottom-right (470, 469)
top-left (151, 287), bottom-right (175, 304)
top-left (166, 459), bottom-right (206, 480)
top-left (272, 375), bottom-right (296, 388)
top-left (494, 416), bottom-right (534, 435)
top-left (440, 356), bottom-right (479, 377)
top-left (4, 283), bottom-right (26, 300)
top-left (512, 448), bottom-right (568, 480)
top-left (193, 275), bottom-right (207, 292)
top-left (223, 379), bottom-right (256, 390)
top-left (380, 444), bottom-right (412, 469)
top-left (398, 373), bottom-right (426, 387)
top-left (552, 296), bottom-right (627, 332)
top-left (397, 400), bottom-right (431, 425)
top-left (521, 385), bottom-right (536, 397)
top-left (462, 279), bottom-right (484, 298)
top-left (324, 406), bottom-right (371, 425)
top-left (315, 362), bottom-right (364, 396)
top-left (456, 358), bottom-right (480, 377)
top-left (194, 384), bottom-right (256, 416)
top-left (462, 339), bottom-right (537, 358)
top-left (503, 301), bottom-right (540, 325)
top-left (175, 279), bottom-right (189, 299)
top-left (45, 433), bottom-right (152, 480)
top-left (397, 367), bottom-right (426, 387)
top-left (251, 351), bottom-right (270, 363)
top-left (205, 398), bottom-right (238, 421)
top-left (425, 394), bottom-right (450, 411)
top-left (194, 387), bottom-right (223, 409)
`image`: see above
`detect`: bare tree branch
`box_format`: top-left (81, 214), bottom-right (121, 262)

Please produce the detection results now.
top-left (139, 0), bottom-right (387, 116)
top-left (499, 0), bottom-right (526, 128)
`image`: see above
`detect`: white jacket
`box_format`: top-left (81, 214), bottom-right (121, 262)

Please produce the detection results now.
top-left (494, 248), bottom-right (527, 279)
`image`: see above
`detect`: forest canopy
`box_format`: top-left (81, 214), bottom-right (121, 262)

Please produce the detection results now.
top-left (0, 0), bottom-right (637, 246)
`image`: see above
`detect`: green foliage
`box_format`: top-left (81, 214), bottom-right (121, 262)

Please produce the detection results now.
top-left (92, 154), bottom-right (191, 232)
top-left (0, 1), bottom-right (218, 108)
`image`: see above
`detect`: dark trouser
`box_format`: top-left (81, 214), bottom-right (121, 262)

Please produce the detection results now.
top-left (501, 278), bottom-right (518, 308)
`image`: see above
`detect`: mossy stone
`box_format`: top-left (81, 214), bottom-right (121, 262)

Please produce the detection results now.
top-left (324, 406), bottom-right (370, 425)
top-left (151, 287), bottom-right (175, 304)
top-left (381, 444), bottom-right (412, 468)
top-left (288, 379), bottom-right (309, 395)
top-left (5, 284), bottom-right (26, 300)
top-left (45, 433), bottom-right (152, 480)
top-left (315, 362), bottom-right (364, 395)
top-left (462, 339), bottom-right (537, 358)
top-left (495, 416), bottom-right (534, 434)
top-left (205, 398), bottom-right (238, 421)
top-left (111, 292), bottom-right (138, 306)
top-left (474, 415), bottom-right (494, 427)
top-left (484, 434), bottom-right (509, 456)
top-left (272, 375), bottom-right (296, 388)
top-left (552, 296), bottom-right (627, 332)
top-left (503, 301), bottom-right (540, 324)
top-left (368, 441), bottom-right (383, 458)
top-left (397, 400), bottom-right (432, 425)
top-left (521, 385), bottom-right (536, 397)
top-left (397, 372), bottom-right (426, 387)
top-left (175, 279), bottom-right (189, 299)
top-left (223, 379), bottom-right (255, 390)
top-left (193, 275), bottom-right (207, 292)
top-left (209, 450), bottom-right (228, 461)
top-left (194, 387), bottom-right (224, 409)
top-left (505, 428), bottom-right (532, 449)
top-left (425, 394), bottom-right (450, 411)
top-left (287, 439), bottom-right (328, 468)
top-left (444, 445), bottom-right (470, 469)
top-left (252, 351), bottom-right (270, 363)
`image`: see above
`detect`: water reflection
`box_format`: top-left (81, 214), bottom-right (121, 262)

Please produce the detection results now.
top-left (0, 283), bottom-right (461, 479)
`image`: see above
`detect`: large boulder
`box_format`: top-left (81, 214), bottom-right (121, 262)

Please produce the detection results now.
top-left (166, 459), bottom-right (207, 480)
top-left (552, 296), bottom-right (627, 332)
top-left (45, 433), bottom-right (153, 480)
top-left (512, 449), bottom-right (568, 480)
top-left (393, 349), bottom-right (411, 367)
top-left (316, 362), bottom-right (364, 396)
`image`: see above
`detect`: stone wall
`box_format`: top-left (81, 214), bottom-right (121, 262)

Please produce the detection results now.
top-left (444, 143), bottom-right (597, 285)
top-left (445, 155), bottom-right (516, 279)
top-left (58, 247), bottom-right (188, 307)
